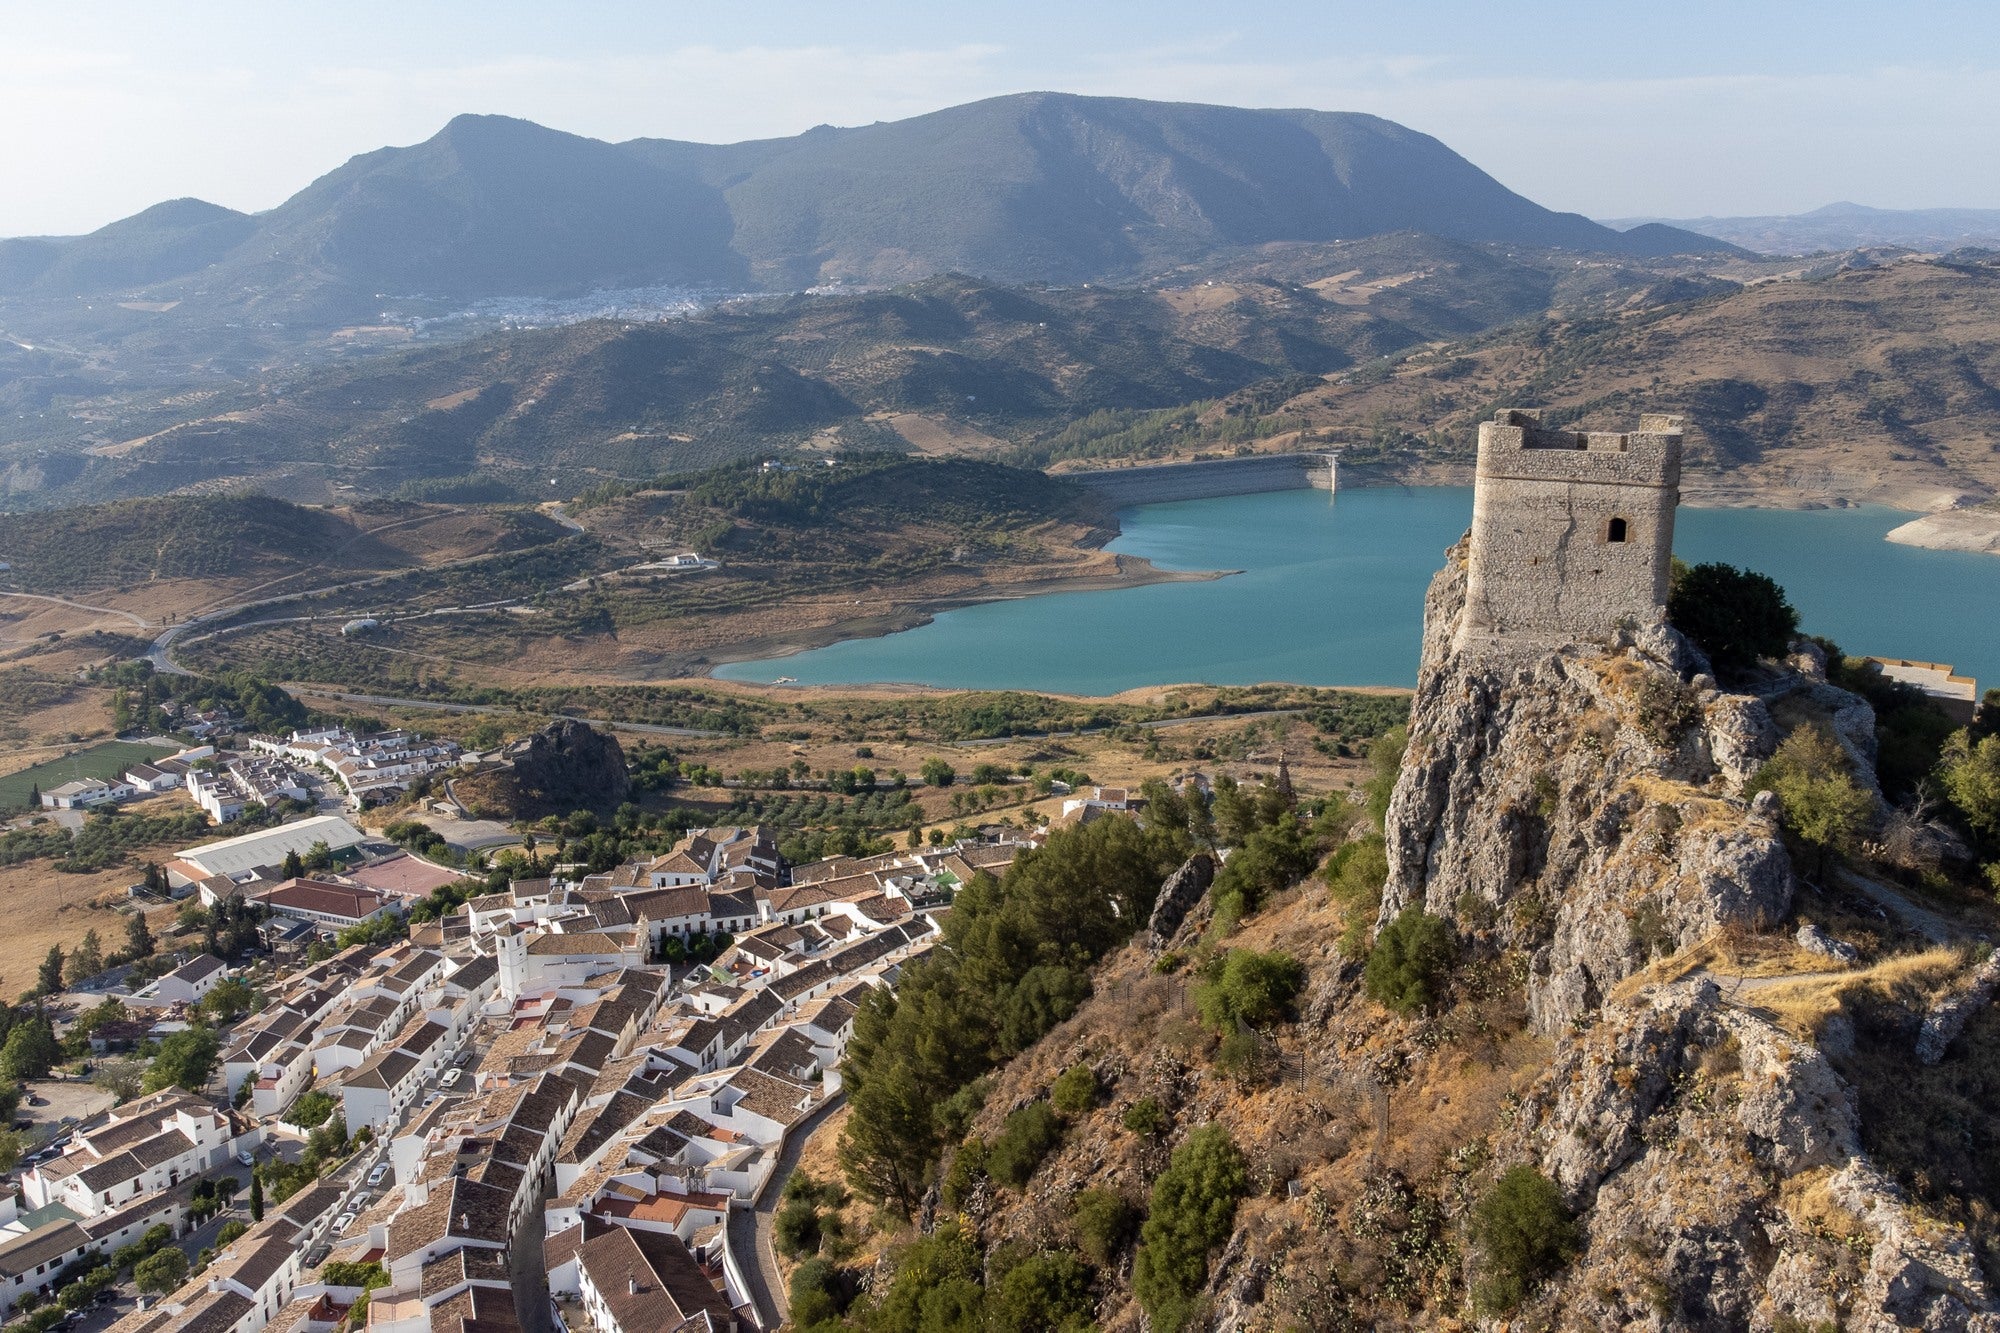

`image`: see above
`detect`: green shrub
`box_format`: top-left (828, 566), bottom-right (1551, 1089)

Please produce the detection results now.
top-left (774, 1196), bottom-right (822, 1259)
top-left (1364, 907), bottom-right (1455, 1013)
top-left (283, 1089), bottom-right (337, 1129)
top-left (1668, 560), bottom-right (1798, 673)
top-left (1133, 1125), bottom-right (1248, 1333)
top-left (1071, 1188), bottom-right (1139, 1266)
top-left (858, 1220), bottom-right (981, 1330)
top-left (1050, 1064), bottom-right (1099, 1116)
top-left (1122, 1097), bottom-right (1167, 1137)
top-left (1212, 1028), bottom-right (1267, 1084)
top-left (320, 1260), bottom-right (387, 1290)
top-left (1471, 1165), bottom-right (1581, 1315)
top-left (1365, 727), bottom-right (1408, 827)
top-left (985, 1249), bottom-right (1095, 1332)
top-left (987, 1102), bottom-right (1064, 1190)
top-left (1941, 729), bottom-right (2000, 847)
top-left (1192, 948), bottom-right (1306, 1031)
top-left (1749, 723), bottom-right (1876, 878)
top-left (789, 1258), bottom-right (849, 1328)
top-left (1209, 812), bottom-right (1318, 924)
top-left (940, 1139), bottom-right (989, 1211)
top-left (132, 1247), bottom-right (188, 1295)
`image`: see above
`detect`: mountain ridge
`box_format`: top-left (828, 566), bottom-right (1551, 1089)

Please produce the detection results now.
top-left (1606, 202), bottom-right (2000, 255)
top-left (0, 93), bottom-right (1740, 320)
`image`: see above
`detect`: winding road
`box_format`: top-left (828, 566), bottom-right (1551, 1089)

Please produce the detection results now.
top-left (729, 1092), bottom-right (846, 1330)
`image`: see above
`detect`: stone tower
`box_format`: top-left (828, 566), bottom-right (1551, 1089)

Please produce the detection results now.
top-left (1456, 408), bottom-right (1684, 657)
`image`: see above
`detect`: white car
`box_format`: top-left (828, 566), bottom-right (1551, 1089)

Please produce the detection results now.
top-left (236, 1151), bottom-right (255, 1167)
top-left (367, 1163), bottom-right (389, 1187)
top-left (440, 1068), bottom-right (462, 1089)
top-left (332, 1212), bottom-right (355, 1234)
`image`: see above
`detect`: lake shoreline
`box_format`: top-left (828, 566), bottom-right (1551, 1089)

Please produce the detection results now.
top-left (695, 556), bottom-right (1234, 677)
top-left (706, 484), bottom-right (1997, 693)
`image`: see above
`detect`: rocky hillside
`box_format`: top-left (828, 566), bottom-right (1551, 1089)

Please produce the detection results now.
top-left (1379, 543), bottom-right (1996, 1329)
top-left (888, 539), bottom-right (2000, 1332)
top-left (1299, 253), bottom-right (2000, 505)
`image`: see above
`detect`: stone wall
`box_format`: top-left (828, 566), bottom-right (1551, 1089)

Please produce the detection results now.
top-left (1458, 410), bottom-right (1682, 657)
top-left (1058, 453), bottom-right (1335, 507)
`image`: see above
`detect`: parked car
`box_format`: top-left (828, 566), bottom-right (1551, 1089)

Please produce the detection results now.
top-left (440, 1068), bottom-right (462, 1089)
top-left (332, 1212), bottom-right (355, 1234)
top-left (367, 1163), bottom-right (389, 1187)
top-left (27, 1096), bottom-right (47, 1107)
top-left (237, 1150), bottom-right (256, 1167)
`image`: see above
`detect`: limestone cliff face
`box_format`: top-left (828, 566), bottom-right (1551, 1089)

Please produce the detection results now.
top-left (1383, 539), bottom-right (2000, 1331)
top-left (1383, 539), bottom-right (1794, 1033)
top-left (1504, 978), bottom-right (1998, 1332)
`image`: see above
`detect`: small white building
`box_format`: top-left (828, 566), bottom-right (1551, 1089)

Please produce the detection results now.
top-left (40, 778), bottom-right (133, 810)
top-left (155, 952), bottom-right (229, 1006)
top-left (121, 762), bottom-right (183, 794)
top-left (21, 1090), bottom-right (252, 1218)
top-left (252, 878), bottom-right (400, 934)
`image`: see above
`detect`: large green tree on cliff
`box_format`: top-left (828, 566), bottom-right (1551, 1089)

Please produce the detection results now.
top-left (1668, 560), bottom-right (1798, 672)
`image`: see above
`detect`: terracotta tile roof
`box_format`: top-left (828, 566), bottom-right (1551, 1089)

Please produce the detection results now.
top-left (580, 1220), bottom-right (736, 1330)
top-left (385, 1175), bottom-right (514, 1263)
top-left (425, 1281), bottom-right (524, 1332)
top-left (253, 877), bottom-right (396, 921)
top-left (721, 1066), bottom-right (815, 1127)
top-left (421, 1245), bottom-right (511, 1298)
top-left (526, 931), bottom-right (633, 956)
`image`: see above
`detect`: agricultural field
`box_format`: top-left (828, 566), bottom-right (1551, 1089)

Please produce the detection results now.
top-left (0, 739), bottom-right (175, 813)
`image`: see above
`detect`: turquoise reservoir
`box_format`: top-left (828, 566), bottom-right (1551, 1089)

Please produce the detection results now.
top-left (715, 488), bottom-right (1999, 694)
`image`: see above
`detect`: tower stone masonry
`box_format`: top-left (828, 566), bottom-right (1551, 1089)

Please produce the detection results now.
top-left (1456, 408), bottom-right (1684, 658)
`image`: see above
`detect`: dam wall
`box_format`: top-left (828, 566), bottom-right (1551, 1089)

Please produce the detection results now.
top-left (1059, 453), bottom-right (1338, 507)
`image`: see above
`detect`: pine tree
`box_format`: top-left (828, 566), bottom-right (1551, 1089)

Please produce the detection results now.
top-left (248, 1173), bottom-right (264, 1222)
top-left (27, 784), bottom-right (39, 809)
top-left (125, 910), bottom-right (155, 959)
top-left (37, 946), bottom-right (64, 996)
top-left (67, 930), bottom-right (103, 986)
top-left (281, 850), bottom-right (303, 879)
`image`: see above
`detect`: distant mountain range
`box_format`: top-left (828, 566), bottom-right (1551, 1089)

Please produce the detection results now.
top-left (0, 93), bottom-right (1736, 324)
top-left (1605, 202), bottom-right (2000, 256)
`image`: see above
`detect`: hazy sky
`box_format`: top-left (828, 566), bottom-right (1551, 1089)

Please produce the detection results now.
top-left (7, 0), bottom-right (1999, 235)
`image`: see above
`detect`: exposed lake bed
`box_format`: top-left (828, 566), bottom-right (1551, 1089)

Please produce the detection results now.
top-left (716, 487), bottom-right (2000, 694)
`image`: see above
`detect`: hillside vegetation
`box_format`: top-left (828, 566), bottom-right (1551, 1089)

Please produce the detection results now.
top-left (0, 239), bottom-right (1711, 510)
top-left (1285, 253), bottom-right (2000, 501)
top-left (0, 494), bottom-right (563, 595)
top-left (173, 457), bottom-right (1141, 685)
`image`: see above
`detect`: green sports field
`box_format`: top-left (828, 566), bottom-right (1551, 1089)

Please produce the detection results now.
top-left (0, 740), bottom-right (177, 814)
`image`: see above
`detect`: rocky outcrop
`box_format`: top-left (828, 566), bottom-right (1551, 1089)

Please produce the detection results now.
top-left (508, 718), bottom-right (629, 811)
top-left (1916, 951), bottom-right (2000, 1064)
top-left (1372, 536), bottom-right (2000, 1331)
top-left (1382, 538), bottom-right (1799, 1033)
top-left (1147, 853), bottom-right (1215, 951)
top-left (1797, 920), bottom-right (1862, 963)
top-left (1504, 980), bottom-right (1999, 1332)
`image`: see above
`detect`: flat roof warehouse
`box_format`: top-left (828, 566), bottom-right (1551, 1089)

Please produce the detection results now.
top-left (166, 815), bottom-right (370, 885)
